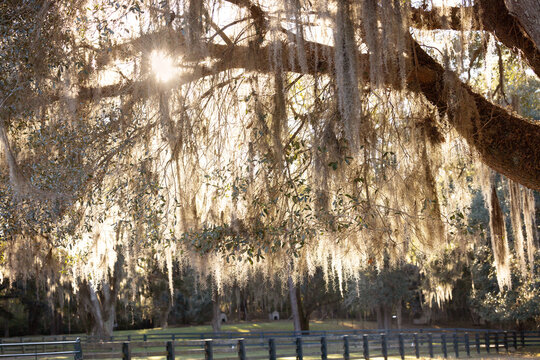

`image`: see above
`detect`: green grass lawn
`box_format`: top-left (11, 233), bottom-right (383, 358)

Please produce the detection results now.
top-left (111, 319), bottom-right (378, 336)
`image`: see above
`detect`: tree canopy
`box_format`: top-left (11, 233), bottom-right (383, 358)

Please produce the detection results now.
top-left (0, 0), bottom-right (539, 332)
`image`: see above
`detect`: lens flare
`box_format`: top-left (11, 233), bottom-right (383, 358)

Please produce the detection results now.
top-left (150, 50), bottom-right (177, 83)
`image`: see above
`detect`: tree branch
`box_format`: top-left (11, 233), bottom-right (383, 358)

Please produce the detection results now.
top-left (409, 38), bottom-right (540, 191)
top-left (411, 1), bottom-right (540, 78)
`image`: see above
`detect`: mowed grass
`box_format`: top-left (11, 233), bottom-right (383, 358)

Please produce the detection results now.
top-left (112, 319), bottom-right (378, 336)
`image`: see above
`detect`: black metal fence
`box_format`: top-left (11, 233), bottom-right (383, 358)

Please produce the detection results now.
top-left (0, 338), bottom-right (82, 359)
top-left (2, 329), bottom-right (540, 359)
top-left (87, 330), bottom-right (540, 359)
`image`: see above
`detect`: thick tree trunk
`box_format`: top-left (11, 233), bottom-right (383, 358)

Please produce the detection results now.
top-left (78, 249), bottom-right (122, 338)
top-left (288, 276), bottom-right (302, 334)
top-left (78, 282), bottom-right (116, 338)
top-left (295, 286), bottom-right (310, 332)
top-left (211, 288), bottom-right (221, 333)
top-left (157, 298), bottom-right (172, 329)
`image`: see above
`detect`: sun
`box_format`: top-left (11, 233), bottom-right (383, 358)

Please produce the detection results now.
top-left (150, 50), bottom-right (177, 83)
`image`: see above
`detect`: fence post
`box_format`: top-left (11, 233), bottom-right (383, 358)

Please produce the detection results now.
top-left (74, 338), bottom-right (83, 360)
top-left (513, 331), bottom-right (517, 350)
top-left (237, 339), bottom-right (246, 360)
top-left (343, 336), bottom-right (350, 360)
top-left (381, 334), bottom-right (388, 360)
top-left (395, 333), bottom-right (402, 360)
top-left (464, 333), bottom-right (470, 357)
top-left (122, 342), bottom-right (131, 360)
top-left (453, 332), bottom-right (459, 358)
top-left (475, 333), bottom-right (480, 354)
top-left (485, 332), bottom-right (490, 354)
top-left (143, 334), bottom-right (147, 342)
top-left (520, 330), bottom-right (525, 348)
top-left (167, 341), bottom-right (175, 360)
top-left (504, 331), bottom-right (509, 352)
top-left (494, 332), bottom-right (499, 353)
top-left (269, 338), bottom-right (276, 360)
top-left (441, 334), bottom-right (447, 359)
top-left (428, 333), bottom-right (434, 358)
top-left (0, 338), bottom-right (3, 355)
top-left (321, 336), bottom-right (328, 360)
top-left (362, 334), bottom-right (369, 360)
top-left (205, 340), bottom-right (213, 360)
top-left (296, 337), bottom-right (303, 360)
top-left (413, 333), bottom-right (420, 359)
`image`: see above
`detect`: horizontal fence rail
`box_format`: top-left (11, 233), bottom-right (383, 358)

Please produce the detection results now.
top-left (2, 329), bottom-right (540, 359)
top-left (0, 338), bottom-right (82, 359)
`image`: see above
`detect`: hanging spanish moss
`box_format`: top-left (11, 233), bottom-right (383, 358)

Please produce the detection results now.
top-left (0, 0), bottom-right (538, 314)
top-left (509, 179), bottom-right (527, 276)
top-left (522, 187), bottom-right (538, 267)
top-left (479, 166), bottom-right (512, 290)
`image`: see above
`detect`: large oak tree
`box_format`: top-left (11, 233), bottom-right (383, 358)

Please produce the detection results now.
top-left (0, 0), bottom-right (538, 335)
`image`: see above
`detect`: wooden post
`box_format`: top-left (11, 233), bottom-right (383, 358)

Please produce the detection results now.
top-left (520, 331), bottom-right (525, 348)
top-left (485, 332), bottom-right (490, 354)
top-left (205, 340), bottom-right (213, 360)
top-left (413, 333), bottom-right (420, 358)
top-left (494, 332), bottom-right (499, 353)
top-left (269, 338), bottom-right (276, 360)
top-left (441, 334), bottom-right (447, 358)
top-left (475, 333), bottom-right (480, 354)
top-left (343, 335), bottom-right (350, 360)
top-left (428, 333), bottom-right (434, 358)
top-left (320, 336), bottom-right (327, 360)
top-left (398, 333), bottom-right (405, 360)
top-left (453, 332), bottom-right (459, 358)
top-left (513, 331), bottom-right (517, 350)
top-left (143, 334), bottom-right (147, 342)
top-left (504, 331), bottom-right (509, 352)
top-left (167, 341), bottom-right (175, 360)
top-left (237, 339), bottom-right (246, 360)
top-left (381, 334), bottom-right (388, 360)
top-left (362, 335), bottom-right (369, 360)
top-left (464, 333), bottom-right (470, 357)
top-left (122, 342), bottom-right (131, 360)
top-left (296, 337), bottom-right (303, 360)
top-left (74, 338), bottom-right (83, 360)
